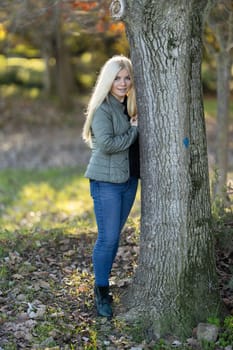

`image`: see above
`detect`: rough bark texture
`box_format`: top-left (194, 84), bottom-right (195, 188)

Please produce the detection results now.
top-left (114, 0), bottom-right (220, 338)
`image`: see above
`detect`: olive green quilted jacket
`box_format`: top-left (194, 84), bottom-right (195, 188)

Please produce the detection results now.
top-left (85, 94), bottom-right (138, 183)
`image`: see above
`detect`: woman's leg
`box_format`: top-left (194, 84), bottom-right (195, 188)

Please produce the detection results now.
top-left (90, 180), bottom-right (123, 287)
top-left (120, 176), bottom-right (138, 230)
top-left (90, 178), bottom-right (138, 317)
top-left (111, 177), bottom-right (138, 266)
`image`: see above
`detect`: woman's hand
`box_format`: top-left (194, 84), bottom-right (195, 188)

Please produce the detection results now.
top-left (130, 115), bottom-right (138, 127)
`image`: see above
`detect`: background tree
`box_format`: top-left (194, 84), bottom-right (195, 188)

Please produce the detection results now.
top-left (111, 0), bottom-right (220, 338)
top-left (1, 0), bottom-right (126, 108)
top-left (206, 0), bottom-right (233, 200)
top-left (8, 0), bottom-right (93, 108)
top-left (1, 0), bottom-right (74, 107)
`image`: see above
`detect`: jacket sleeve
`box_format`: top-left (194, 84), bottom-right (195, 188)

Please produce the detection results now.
top-left (91, 106), bottom-right (138, 154)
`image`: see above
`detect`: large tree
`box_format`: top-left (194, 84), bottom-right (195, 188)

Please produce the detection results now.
top-left (110, 0), bottom-right (221, 339)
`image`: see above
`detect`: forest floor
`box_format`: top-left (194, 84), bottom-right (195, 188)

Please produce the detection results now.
top-left (0, 219), bottom-right (232, 350)
top-left (0, 96), bottom-right (233, 349)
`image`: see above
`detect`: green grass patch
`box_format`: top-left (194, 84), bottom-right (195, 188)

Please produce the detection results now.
top-left (0, 167), bottom-right (140, 252)
top-left (204, 97), bottom-right (233, 120)
top-left (0, 167), bottom-right (95, 242)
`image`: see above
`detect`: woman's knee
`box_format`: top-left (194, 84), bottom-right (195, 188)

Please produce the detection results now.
top-left (95, 238), bottom-right (119, 251)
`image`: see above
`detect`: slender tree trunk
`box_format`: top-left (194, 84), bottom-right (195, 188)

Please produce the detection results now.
top-left (42, 50), bottom-right (56, 96)
top-left (54, 1), bottom-right (75, 109)
top-left (214, 51), bottom-right (232, 197)
top-left (112, 0), bottom-right (220, 338)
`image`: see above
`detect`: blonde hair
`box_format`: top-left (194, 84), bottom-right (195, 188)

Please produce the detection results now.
top-left (82, 55), bottom-right (137, 145)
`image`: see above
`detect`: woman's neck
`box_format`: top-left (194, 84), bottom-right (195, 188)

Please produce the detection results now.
top-left (110, 93), bottom-right (125, 103)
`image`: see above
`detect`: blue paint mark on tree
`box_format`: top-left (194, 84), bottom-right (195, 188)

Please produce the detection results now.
top-left (183, 137), bottom-right (189, 148)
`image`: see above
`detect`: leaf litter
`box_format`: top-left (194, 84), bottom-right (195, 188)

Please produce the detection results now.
top-left (0, 223), bottom-right (232, 349)
top-left (0, 227), bottom-right (140, 349)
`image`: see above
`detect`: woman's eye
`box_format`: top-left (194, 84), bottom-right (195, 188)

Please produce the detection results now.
top-left (114, 76), bottom-right (130, 81)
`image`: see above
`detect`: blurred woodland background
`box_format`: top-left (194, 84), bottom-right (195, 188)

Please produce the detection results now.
top-left (0, 0), bottom-right (129, 109)
top-left (0, 1), bottom-right (222, 103)
top-left (0, 0), bottom-right (133, 174)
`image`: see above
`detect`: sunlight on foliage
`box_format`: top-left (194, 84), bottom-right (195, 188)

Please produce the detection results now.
top-left (7, 57), bottom-right (45, 71)
top-left (0, 55), bottom-right (6, 72)
top-left (79, 73), bottom-right (94, 87)
top-left (0, 56), bottom-right (44, 98)
top-left (81, 52), bottom-right (92, 64)
top-left (0, 84), bottom-right (41, 98)
top-left (0, 24), bottom-right (6, 40)
top-left (0, 84), bottom-right (20, 97)
top-left (28, 88), bottom-right (41, 98)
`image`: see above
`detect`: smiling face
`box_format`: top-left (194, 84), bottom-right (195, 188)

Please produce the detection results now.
top-left (110, 68), bottom-right (132, 102)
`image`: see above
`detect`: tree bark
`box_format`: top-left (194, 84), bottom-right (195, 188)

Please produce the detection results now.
top-left (42, 50), bottom-right (56, 96)
top-left (112, 0), bottom-right (221, 338)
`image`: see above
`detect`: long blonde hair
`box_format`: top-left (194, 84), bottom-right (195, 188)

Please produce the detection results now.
top-left (82, 55), bottom-right (137, 145)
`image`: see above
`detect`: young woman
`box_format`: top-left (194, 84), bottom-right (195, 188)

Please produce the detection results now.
top-left (82, 55), bottom-right (140, 318)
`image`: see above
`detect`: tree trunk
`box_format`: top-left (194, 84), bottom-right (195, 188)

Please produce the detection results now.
top-left (42, 50), bottom-right (56, 96)
top-left (112, 0), bottom-right (220, 338)
top-left (53, 1), bottom-right (75, 109)
top-left (214, 51), bottom-right (231, 198)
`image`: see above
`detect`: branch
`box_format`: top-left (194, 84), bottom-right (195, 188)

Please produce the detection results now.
top-left (110, 0), bottom-right (126, 20)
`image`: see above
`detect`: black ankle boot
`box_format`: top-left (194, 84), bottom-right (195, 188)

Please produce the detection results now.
top-left (94, 285), bottom-right (113, 318)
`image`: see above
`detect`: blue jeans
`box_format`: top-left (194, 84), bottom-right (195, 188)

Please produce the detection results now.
top-left (90, 177), bottom-right (138, 286)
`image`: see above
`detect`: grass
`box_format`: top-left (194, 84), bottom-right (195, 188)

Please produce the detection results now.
top-left (0, 168), bottom-right (95, 236)
top-left (0, 168), bottom-right (140, 236)
top-left (204, 96), bottom-right (233, 120)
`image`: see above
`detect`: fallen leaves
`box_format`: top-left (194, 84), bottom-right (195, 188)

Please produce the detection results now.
top-left (0, 223), bottom-right (232, 349)
top-left (0, 228), bottom-right (141, 349)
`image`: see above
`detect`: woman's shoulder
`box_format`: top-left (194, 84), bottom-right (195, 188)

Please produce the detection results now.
top-left (94, 96), bottom-right (115, 117)
top-left (92, 100), bottom-right (112, 126)
top-left (98, 96), bottom-right (111, 109)
top-left (94, 95), bottom-right (124, 121)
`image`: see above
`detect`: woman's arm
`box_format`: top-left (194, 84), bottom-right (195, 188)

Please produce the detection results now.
top-left (92, 107), bottom-right (138, 154)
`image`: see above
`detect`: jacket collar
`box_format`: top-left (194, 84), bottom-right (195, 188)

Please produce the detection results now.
top-left (107, 93), bottom-right (125, 110)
